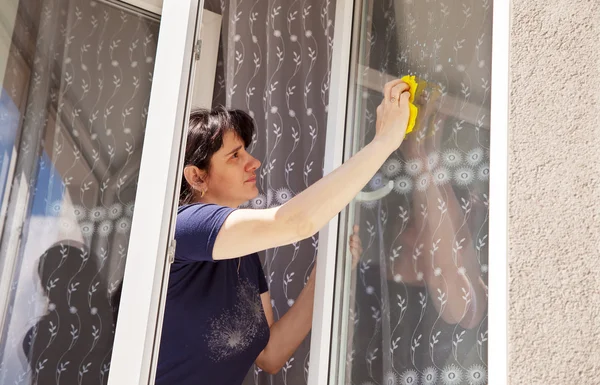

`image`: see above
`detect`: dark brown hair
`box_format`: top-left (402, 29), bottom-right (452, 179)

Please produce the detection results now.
top-left (179, 106), bottom-right (255, 205)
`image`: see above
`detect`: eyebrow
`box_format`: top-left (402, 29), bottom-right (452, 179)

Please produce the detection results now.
top-left (225, 145), bottom-right (243, 156)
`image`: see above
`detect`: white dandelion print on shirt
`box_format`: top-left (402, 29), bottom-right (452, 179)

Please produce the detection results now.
top-left (207, 279), bottom-right (267, 361)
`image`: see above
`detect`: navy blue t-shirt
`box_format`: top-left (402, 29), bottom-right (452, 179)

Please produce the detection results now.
top-left (156, 203), bottom-right (270, 385)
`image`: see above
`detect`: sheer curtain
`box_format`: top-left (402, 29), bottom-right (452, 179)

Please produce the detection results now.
top-left (203, 1), bottom-right (335, 384)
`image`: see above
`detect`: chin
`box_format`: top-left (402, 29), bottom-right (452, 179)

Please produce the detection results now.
top-left (237, 188), bottom-right (259, 207)
top-left (248, 189), bottom-right (260, 200)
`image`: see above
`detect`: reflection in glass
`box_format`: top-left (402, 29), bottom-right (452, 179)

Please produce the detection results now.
top-left (336, 1), bottom-right (491, 384)
top-left (0, 1), bottom-right (158, 383)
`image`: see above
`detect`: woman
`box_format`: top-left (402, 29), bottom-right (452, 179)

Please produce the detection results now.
top-left (155, 79), bottom-right (412, 385)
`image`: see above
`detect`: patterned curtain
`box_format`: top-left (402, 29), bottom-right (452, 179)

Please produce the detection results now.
top-left (203, 1), bottom-right (335, 384)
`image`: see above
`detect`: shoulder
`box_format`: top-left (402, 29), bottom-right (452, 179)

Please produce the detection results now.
top-left (176, 203), bottom-right (235, 226)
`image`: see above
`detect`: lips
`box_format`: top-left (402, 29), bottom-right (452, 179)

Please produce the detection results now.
top-left (246, 176), bottom-right (256, 183)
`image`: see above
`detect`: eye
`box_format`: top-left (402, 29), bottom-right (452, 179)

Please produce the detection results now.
top-left (232, 152), bottom-right (239, 159)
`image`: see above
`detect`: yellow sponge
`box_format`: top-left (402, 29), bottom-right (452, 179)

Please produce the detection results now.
top-left (400, 75), bottom-right (419, 135)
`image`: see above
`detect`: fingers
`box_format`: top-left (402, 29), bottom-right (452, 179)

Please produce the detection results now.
top-left (353, 224), bottom-right (359, 234)
top-left (383, 79), bottom-right (409, 103)
top-left (389, 83), bottom-right (410, 104)
top-left (349, 229), bottom-right (362, 255)
top-left (400, 90), bottom-right (411, 104)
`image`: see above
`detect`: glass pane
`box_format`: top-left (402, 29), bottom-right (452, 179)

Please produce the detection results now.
top-left (334, 1), bottom-right (491, 384)
top-left (0, 1), bottom-right (159, 383)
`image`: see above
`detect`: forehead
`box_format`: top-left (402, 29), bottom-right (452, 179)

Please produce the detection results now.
top-left (219, 130), bottom-right (244, 150)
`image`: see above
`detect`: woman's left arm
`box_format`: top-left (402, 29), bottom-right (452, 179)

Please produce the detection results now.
top-left (255, 227), bottom-right (362, 374)
top-left (255, 269), bottom-right (315, 374)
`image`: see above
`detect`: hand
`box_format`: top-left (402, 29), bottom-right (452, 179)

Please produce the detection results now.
top-left (349, 225), bottom-right (362, 270)
top-left (375, 79), bottom-right (411, 151)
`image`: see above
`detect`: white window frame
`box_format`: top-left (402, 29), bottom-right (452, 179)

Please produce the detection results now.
top-left (117, 0), bottom-right (164, 16)
top-left (309, 0), bottom-right (510, 384)
top-left (107, 0), bottom-right (203, 384)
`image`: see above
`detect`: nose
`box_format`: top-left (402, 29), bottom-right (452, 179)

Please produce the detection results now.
top-left (246, 155), bottom-right (261, 172)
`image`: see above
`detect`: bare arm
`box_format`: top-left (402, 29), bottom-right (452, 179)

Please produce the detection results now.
top-left (213, 79), bottom-right (412, 260)
top-left (255, 269), bottom-right (315, 374)
top-left (254, 228), bottom-right (361, 373)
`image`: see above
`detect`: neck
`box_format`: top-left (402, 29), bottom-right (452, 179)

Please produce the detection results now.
top-left (193, 193), bottom-right (241, 209)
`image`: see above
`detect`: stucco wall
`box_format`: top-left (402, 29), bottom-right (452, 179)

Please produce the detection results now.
top-left (509, 0), bottom-right (600, 383)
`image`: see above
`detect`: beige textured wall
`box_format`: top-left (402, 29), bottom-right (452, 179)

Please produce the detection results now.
top-left (509, 0), bottom-right (600, 383)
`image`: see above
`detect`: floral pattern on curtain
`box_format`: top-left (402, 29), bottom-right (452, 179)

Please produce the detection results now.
top-left (341, 1), bottom-right (491, 384)
top-left (0, 1), bottom-right (158, 383)
top-left (203, 0), bottom-right (335, 384)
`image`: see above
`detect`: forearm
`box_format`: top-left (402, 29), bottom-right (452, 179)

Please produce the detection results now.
top-left (278, 138), bottom-right (394, 238)
top-left (256, 277), bottom-right (315, 373)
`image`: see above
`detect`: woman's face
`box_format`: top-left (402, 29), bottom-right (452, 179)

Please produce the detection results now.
top-left (204, 131), bottom-right (261, 207)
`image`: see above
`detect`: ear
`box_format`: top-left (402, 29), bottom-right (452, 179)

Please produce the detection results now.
top-left (183, 165), bottom-right (208, 191)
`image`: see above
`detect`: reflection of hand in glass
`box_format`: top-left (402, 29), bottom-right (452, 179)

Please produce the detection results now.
top-left (349, 225), bottom-right (362, 270)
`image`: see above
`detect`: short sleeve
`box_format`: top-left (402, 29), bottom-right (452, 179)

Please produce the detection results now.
top-left (251, 253), bottom-right (269, 294)
top-left (174, 204), bottom-right (236, 263)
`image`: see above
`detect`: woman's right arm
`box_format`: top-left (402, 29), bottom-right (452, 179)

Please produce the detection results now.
top-left (213, 79), bottom-right (412, 260)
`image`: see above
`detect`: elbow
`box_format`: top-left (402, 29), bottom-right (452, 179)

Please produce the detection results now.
top-left (277, 206), bottom-right (317, 242)
top-left (263, 364), bottom-right (282, 375)
top-left (258, 360), bottom-right (283, 375)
